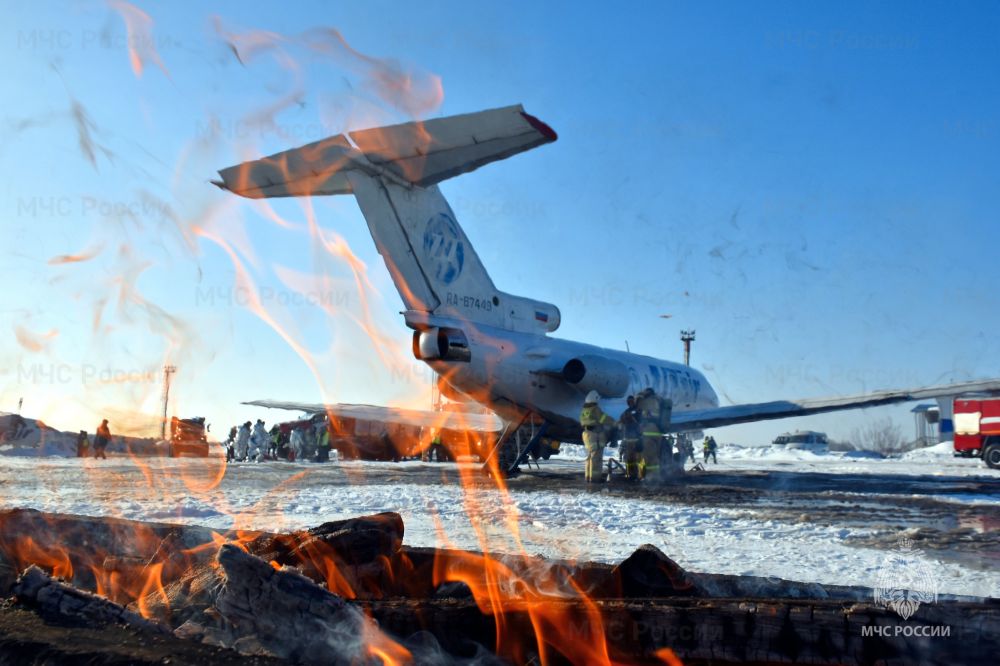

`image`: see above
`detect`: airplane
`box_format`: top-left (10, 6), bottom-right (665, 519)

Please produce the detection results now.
top-left (214, 105), bottom-right (1000, 473)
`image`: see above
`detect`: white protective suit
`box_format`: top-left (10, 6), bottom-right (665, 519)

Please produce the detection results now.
top-left (250, 421), bottom-right (268, 461)
top-left (235, 424), bottom-right (251, 461)
top-left (289, 428), bottom-right (305, 461)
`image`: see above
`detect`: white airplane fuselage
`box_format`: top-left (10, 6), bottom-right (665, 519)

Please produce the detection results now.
top-left (413, 313), bottom-right (719, 441)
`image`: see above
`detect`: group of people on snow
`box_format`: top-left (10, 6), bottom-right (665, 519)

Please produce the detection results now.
top-left (223, 418), bottom-right (332, 463)
top-left (580, 389), bottom-right (719, 484)
top-left (75, 419), bottom-right (112, 459)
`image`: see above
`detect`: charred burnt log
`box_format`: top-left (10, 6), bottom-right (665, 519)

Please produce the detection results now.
top-left (246, 512), bottom-right (404, 565)
top-left (212, 543), bottom-right (380, 663)
top-left (0, 509), bottom-right (222, 598)
top-left (13, 565), bottom-right (169, 635)
top-left (0, 509), bottom-right (406, 604)
top-left (0, 604), bottom-right (287, 666)
top-left (358, 596), bottom-right (1000, 665)
top-left (607, 544), bottom-right (704, 598)
top-left (245, 512), bottom-right (404, 598)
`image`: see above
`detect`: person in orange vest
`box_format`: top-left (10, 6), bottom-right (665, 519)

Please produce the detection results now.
top-left (93, 419), bottom-right (111, 459)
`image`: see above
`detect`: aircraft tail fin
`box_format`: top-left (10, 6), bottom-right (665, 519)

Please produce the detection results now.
top-left (216, 105), bottom-right (561, 334)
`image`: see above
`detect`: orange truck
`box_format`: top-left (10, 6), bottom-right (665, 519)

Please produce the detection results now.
top-left (953, 398), bottom-right (1000, 469)
top-left (168, 416), bottom-right (210, 457)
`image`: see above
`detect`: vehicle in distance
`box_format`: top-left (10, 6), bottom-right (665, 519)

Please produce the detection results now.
top-left (953, 397), bottom-right (1000, 468)
top-left (772, 430), bottom-right (829, 452)
top-left (169, 416), bottom-right (210, 457)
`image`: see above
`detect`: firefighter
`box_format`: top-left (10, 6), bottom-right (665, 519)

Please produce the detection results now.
top-left (636, 389), bottom-right (673, 480)
top-left (678, 435), bottom-right (695, 463)
top-left (314, 420), bottom-right (331, 462)
top-left (93, 419), bottom-right (111, 459)
top-left (250, 419), bottom-right (268, 461)
top-left (421, 428), bottom-right (444, 462)
top-left (268, 424), bottom-right (281, 460)
top-left (619, 395), bottom-right (642, 480)
top-left (235, 421), bottom-right (251, 461)
top-left (703, 435), bottom-right (718, 464)
top-left (580, 390), bottom-right (611, 483)
top-left (289, 426), bottom-right (304, 462)
top-left (225, 426), bottom-right (237, 462)
top-left (301, 423), bottom-right (316, 460)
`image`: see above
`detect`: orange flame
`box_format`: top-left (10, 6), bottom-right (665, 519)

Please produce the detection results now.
top-left (136, 561), bottom-right (169, 619)
top-left (10, 537), bottom-right (73, 580)
top-left (13, 325), bottom-right (59, 353)
top-left (656, 648), bottom-right (684, 666)
top-left (48, 244), bottom-right (104, 265)
top-left (108, 1), bottom-right (170, 79)
top-left (363, 621), bottom-right (413, 666)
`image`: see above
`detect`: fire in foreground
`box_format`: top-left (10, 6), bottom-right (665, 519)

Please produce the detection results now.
top-left (0, 509), bottom-right (994, 665)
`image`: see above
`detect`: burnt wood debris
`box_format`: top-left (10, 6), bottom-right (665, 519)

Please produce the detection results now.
top-left (0, 509), bottom-right (995, 665)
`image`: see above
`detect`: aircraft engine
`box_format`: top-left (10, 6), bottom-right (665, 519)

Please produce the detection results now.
top-left (412, 327), bottom-right (472, 362)
top-left (561, 355), bottom-right (629, 398)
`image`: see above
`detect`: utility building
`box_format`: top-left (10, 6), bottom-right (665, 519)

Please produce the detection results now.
top-left (911, 403), bottom-right (940, 448)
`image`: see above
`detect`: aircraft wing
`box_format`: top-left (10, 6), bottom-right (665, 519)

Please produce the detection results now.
top-left (671, 378), bottom-right (1000, 432)
top-left (243, 399), bottom-right (503, 433)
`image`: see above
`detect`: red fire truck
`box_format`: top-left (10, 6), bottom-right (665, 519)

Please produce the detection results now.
top-left (953, 398), bottom-right (1000, 469)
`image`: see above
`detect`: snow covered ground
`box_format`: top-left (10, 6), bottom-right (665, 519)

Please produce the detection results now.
top-left (714, 439), bottom-right (1000, 478)
top-left (0, 436), bottom-right (997, 599)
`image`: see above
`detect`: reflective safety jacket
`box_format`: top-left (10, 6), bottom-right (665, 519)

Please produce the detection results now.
top-left (638, 393), bottom-right (673, 434)
top-left (618, 407), bottom-right (641, 440)
top-left (580, 404), bottom-right (610, 428)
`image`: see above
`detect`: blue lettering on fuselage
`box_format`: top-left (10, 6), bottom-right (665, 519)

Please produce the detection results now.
top-left (625, 365), bottom-right (702, 405)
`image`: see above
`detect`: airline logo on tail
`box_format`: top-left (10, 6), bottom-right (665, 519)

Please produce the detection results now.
top-left (423, 213), bottom-right (465, 285)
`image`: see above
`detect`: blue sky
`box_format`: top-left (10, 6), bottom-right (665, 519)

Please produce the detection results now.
top-left (2, 1), bottom-right (999, 444)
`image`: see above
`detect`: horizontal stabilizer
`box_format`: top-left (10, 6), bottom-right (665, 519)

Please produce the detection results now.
top-left (672, 378), bottom-right (1000, 432)
top-left (214, 105), bottom-right (556, 199)
top-left (243, 399), bottom-right (503, 433)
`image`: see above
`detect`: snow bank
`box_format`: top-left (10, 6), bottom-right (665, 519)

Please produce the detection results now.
top-left (0, 413), bottom-right (78, 457)
top-left (720, 444), bottom-right (831, 462)
top-left (0, 412), bottom-right (162, 458)
top-left (900, 440), bottom-right (956, 460)
top-left (706, 440), bottom-right (996, 478)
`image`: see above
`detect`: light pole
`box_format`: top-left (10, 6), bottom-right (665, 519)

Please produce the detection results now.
top-left (161, 365), bottom-right (176, 439)
top-left (680, 330), bottom-right (696, 366)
